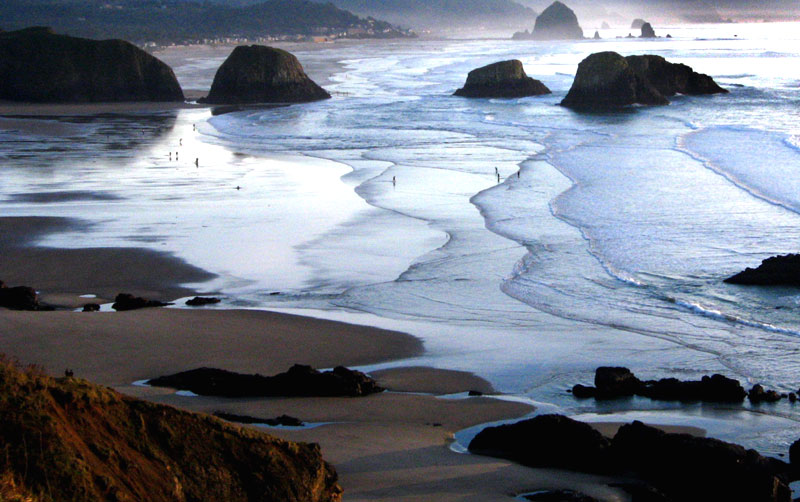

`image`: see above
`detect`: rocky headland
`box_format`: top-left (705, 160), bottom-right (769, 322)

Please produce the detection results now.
top-left (200, 45), bottom-right (331, 105)
top-left (724, 254), bottom-right (800, 286)
top-left (561, 52), bottom-right (727, 109)
top-left (469, 414), bottom-right (792, 502)
top-left (453, 60), bottom-right (551, 98)
top-left (512, 1), bottom-right (583, 40)
top-left (0, 27), bottom-right (184, 103)
top-left (148, 364), bottom-right (384, 397)
top-left (0, 357), bottom-right (342, 502)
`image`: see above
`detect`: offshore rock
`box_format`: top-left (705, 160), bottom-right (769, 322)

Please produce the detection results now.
top-left (640, 22), bottom-right (656, 38)
top-left (0, 27), bottom-right (183, 102)
top-left (0, 358), bottom-right (342, 502)
top-left (202, 45), bottom-right (330, 104)
top-left (454, 60), bottom-right (551, 98)
top-left (724, 254), bottom-right (800, 286)
top-left (561, 51), bottom-right (727, 109)
top-left (111, 293), bottom-right (171, 311)
top-left (513, 1), bottom-right (583, 40)
top-left (148, 364), bottom-right (384, 397)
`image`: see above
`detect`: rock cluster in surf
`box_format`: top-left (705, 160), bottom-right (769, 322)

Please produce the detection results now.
top-left (201, 45), bottom-right (331, 104)
top-left (454, 60), bottom-right (551, 98)
top-left (512, 1), bottom-right (583, 40)
top-left (560, 52), bottom-right (728, 109)
top-left (148, 364), bottom-right (384, 397)
top-left (469, 414), bottom-right (792, 502)
top-left (0, 27), bottom-right (184, 103)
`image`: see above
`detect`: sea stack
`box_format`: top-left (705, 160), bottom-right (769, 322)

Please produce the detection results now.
top-left (631, 18), bottom-right (647, 29)
top-left (561, 51), bottom-right (727, 109)
top-left (0, 27), bottom-right (184, 102)
top-left (640, 22), bottom-right (656, 38)
top-left (454, 60), bottom-right (551, 98)
top-left (201, 45), bottom-right (331, 104)
top-left (532, 1), bottom-right (584, 40)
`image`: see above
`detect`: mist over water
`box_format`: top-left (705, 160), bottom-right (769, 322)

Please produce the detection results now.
top-left (4, 24), bottom-right (800, 454)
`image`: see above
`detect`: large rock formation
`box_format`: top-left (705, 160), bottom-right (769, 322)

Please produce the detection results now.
top-left (0, 358), bottom-right (342, 502)
top-left (561, 52), bottom-right (727, 109)
top-left (0, 27), bottom-right (184, 103)
top-left (724, 254), bottom-right (800, 286)
top-left (0, 280), bottom-right (40, 310)
top-left (640, 22), bottom-right (656, 38)
top-left (148, 364), bottom-right (384, 398)
top-left (468, 415), bottom-right (791, 502)
top-left (631, 18), bottom-right (647, 29)
top-left (201, 45), bottom-right (330, 104)
top-left (453, 60), bottom-right (551, 98)
top-left (513, 1), bottom-right (582, 40)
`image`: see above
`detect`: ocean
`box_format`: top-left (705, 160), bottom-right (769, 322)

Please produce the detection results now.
top-left (3, 22), bottom-right (800, 457)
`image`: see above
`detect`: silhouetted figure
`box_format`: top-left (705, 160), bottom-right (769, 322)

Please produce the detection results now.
top-left (169, 152), bottom-right (172, 160)
top-left (195, 158), bottom-right (199, 167)
top-left (180, 138), bottom-right (183, 146)
top-left (392, 176), bottom-right (396, 186)
top-left (236, 186), bottom-right (241, 190)
top-left (497, 172), bottom-right (501, 182)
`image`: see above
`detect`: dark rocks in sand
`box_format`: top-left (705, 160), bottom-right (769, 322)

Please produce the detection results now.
top-left (470, 414), bottom-right (791, 502)
top-left (468, 414), bottom-right (611, 472)
top-left (0, 282), bottom-right (40, 311)
top-left (560, 52), bottom-right (727, 109)
top-left (214, 412), bottom-right (304, 427)
top-left (148, 364), bottom-right (384, 398)
top-left (201, 45), bottom-right (330, 105)
top-left (453, 60), bottom-right (551, 98)
top-left (612, 420), bottom-right (791, 502)
top-left (0, 27), bottom-right (184, 103)
top-left (468, 389), bottom-right (484, 396)
top-left (185, 296), bottom-right (221, 306)
top-left (790, 438), bottom-right (800, 467)
top-left (640, 22), bottom-right (656, 38)
top-left (111, 293), bottom-right (172, 311)
top-left (524, 490), bottom-right (600, 501)
top-left (532, 2), bottom-right (584, 40)
top-left (631, 18), bottom-right (647, 29)
top-left (82, 303), bottom-right (101, 312)
top-left (571, 367), bottom-right (747, 402)
top-left (749, 384), bottom-right (783, 404)
top-left (724, 254), bottom-right (800, 286)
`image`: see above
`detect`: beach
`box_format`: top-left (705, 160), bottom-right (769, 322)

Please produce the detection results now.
top-left (3, 29), bottom-right (800, 500)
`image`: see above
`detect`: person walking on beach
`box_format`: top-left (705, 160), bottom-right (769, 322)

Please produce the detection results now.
top-left (195, 158), bottom-right (199, 167)
top-left (392, 176), bottom-right (396, 186)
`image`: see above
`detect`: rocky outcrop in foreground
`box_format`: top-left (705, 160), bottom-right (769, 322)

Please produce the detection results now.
top-left (201, 45), bottom-right (331, 104)
top-left (724, 254), bottom-right (800, 286)
top-left (0, 27), bottom-right (184, 103)
top-left (0, 357), bottom-right (342, 502)
top-left (453, 60), bottom-right (551, 98)
top-left (512, 1), bottom-right (583, 40)
top-left (148, 364), bottom-right (384, 397)
top-left (0, 280), bottom-right (40, 310)
top-left (469, 414), bottom-right (791, 502)
top-left (561, 52), bottom-right (727, 109)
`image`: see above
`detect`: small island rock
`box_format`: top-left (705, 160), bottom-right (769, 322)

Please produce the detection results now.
top-left (724, 254), bottom-right (800, 286)
top-left (631, 18), bottom-right (647, 29)
top-left (201, 45), bottom-right (330, 104)
top-left (454, 60), bottom-right (551, 98)
top-left (0, 27), bottom-right (183, 103)
top-left (561, 51), bottom-right (727, 109)
top-left (640, 22), bottom-right (656, 38)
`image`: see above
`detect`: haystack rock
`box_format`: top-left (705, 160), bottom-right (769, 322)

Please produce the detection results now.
top-left (640, 22), bottom-right (656, 38)
top-left (561, 51), bottom-right (727, 109)
top-left (532, 1), bottom-right (584, 40)
top-left (201, 45), bottom-right (331, 104)
top-left (454, 60), bottom-right (551, 98)
top-left (631, 18), bottom-right (647, 29)
top-left (0, 359), bottom-right (342, 502)
top-left (601, 21), bottom-right (611, 29)
top-left (0, 27), bottom-right (183, 102)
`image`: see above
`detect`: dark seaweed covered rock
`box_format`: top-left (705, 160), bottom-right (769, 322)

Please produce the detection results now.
top-left (0, 358), bottom-right (341, 502)
top-left (561, 51), bottom-right (727, 109)
top-left (454, 60), bottom-right (551, 98)
top-left (148, 364), bottom-right (384, 397)
top-left (112, 293), bottom-right (171, 311)
top-left (0, 27), bottom-right (183, 103)
top-left (640, 22), bottom-right (656, 38)
top-left (214, 412), bottom-right (305, 427)
top-left (186, 296), bottom-right (221, 306)
top-left (201, 45), bottom-right (330, 104)
top-left (468, 414), bottom-right (611, 472)
top-left (572, 367), bottom-right (747, 402)
top-left (612, 421), bottom-right (790, 502)
top-left (748, 384), bottom-right (783, 403)
top-left (0, 281), bottom-right (40, 310)
top-left (724, 254), bottom-right (800, 286)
